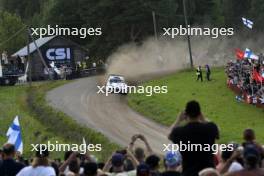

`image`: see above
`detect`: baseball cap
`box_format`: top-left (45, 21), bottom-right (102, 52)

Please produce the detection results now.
top-left (145, 155), bottom-right (160, 168)
top-left (164, 151), bottom-right (182, 167)
top-left (243, 144), bottom-right (260, 159)
top-left (111, 153), bottom-right (125, 167)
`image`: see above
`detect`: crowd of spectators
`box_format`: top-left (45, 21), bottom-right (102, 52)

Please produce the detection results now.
top-left (226, 58), bottom-right (264, 106)
top-left (0, 100), bottom-right (264, 176)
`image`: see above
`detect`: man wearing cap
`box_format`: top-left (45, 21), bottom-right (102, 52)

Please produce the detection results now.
top-left (162, 151), bottom-right (182, 176)
top-left (223, 145), bottom-right (264, 176)
top-left (0, 143), bottom-right (25, 176)
top-left (103, 150), bottom-right (139, 176)
top-left (16, 146), bottom-right (55, 176)
top-left (145, 155), bottom-right (160, 176)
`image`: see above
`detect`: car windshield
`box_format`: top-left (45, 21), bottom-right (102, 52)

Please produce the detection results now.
top-left (110, 78), bottom-right (124, 83)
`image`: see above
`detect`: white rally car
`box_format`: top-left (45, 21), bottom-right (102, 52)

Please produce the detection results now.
top-left (106, 75), bottom-right (128, 94)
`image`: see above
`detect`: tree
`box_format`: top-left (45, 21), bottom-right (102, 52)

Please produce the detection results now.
top-left (223, 0), bottom-right (251, 28)
top-left (0, 11), bottom-right (26, 54)
top-left (0, 0), bottom-right (42, 20)
top-left (250, 0), bottom-right (264, 30)
top-left (78, 0), bottom-right (180, 59)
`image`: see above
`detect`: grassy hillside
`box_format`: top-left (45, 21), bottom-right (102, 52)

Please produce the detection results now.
top-left (0, 83), bottom-right (66, 159)
top-left (128, 68), bottom-right (264, 144)
top-left (0, 81), bottom-right (118, 160)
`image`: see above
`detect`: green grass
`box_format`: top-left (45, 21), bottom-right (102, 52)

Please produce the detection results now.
top-left (0, 81), bottom-right (119, 161)
top-left (0, 83), bottom-right (66, 159)
top-left (128, 68), bottom-right (264, 144)
top-left (27, 81), bottom-right (119, 161)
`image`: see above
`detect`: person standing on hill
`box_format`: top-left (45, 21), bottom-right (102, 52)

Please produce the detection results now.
top-left (205, 65), bottom-right (211, 81)
top-left (196, 66), bottom-right (203, 82)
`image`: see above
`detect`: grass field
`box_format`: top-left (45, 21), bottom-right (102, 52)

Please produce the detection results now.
top-left (128, 68), bottom-right (264, 144)
top-left (0, 81), bottom-right (118, 160)
top-left (0, 83), bottom-right (66, 159)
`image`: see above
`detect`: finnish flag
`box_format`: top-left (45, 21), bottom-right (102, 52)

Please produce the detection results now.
top-left (244, 48), bottom-right (259, 60)
top-left (6, 116), bottom-right (23, 154)
top-left (242, 17), bottom-right (253, 29)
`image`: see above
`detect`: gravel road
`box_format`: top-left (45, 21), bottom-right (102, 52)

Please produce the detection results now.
top-left (46, 76), bottom-right (170, 154)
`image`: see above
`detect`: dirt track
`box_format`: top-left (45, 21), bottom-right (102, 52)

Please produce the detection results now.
top-left (46, 76), bottom-right (170, 154)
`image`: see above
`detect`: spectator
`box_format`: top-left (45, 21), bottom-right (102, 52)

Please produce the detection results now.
top-left (137, 164), bottom-right (150, 176)
top-left (59, 152), bottom-right (84, 175)
top-left (145, 155), bottom-right (160, 176)
top-left (97, 162), bottom-right (105, 170)
top-left (223, 145), bottom-right (264, 176)
top-left (134, 148), bottom-right (145, 164)
top-left (226, 58), bottom-right (264, 107)
top-left (216, 146), bottom-right (243, 173)
top-left (81, 162), bottom-right (98, 176)
top-left (59, 151), bottom-right (74, 173)
top-left (196, 66), bottom-right (203, 82)
top-left (0, 143), bottom-right (25, 176)
top-left (242, 128), bottom-right (264, 164)
top-left (205, 65), bottom-right (211, 81)
top-left (199, 168), bottom-right (220, 176)
top-left (162, 151), bottom-right (182, 176)
top-left (129, 134), bottom-right (153, 163)
top-left (168, 100), bottom-right (219, 176)
top-left (16, 146), bottom-right (55, 176)
top-left (0, 148), bottom-right (2, 164)
top-left (243, 128), bottom-right (256, 146)
top-left (51, 162), bottom-right (60, 176)
top-left (1, 51), bottom-right (8, 65)
top-left (103, 150), bottom-right (139, 176)
top-left (66, 159), bottom-right (80, 176)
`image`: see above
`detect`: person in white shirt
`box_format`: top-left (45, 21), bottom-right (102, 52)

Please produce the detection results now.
top-left (17, 147), bottom-right (56, 176)
top-left (1, 51), bottom-right (8, 65)
top-left (216, 147), bottom-right (243, 173)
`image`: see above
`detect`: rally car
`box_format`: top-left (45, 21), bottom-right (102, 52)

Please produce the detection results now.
top-left (105, 75), bottom-right (128, 94)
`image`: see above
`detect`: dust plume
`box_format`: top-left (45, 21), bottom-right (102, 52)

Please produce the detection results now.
top-left (106, 34), bottom-right (264, 80)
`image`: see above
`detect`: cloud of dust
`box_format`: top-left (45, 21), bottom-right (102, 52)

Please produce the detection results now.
top-left (106, 34), bottom-right (264, 80)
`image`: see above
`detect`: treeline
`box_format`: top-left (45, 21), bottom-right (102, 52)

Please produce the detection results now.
top-left (0, 0), bottom-right (263, 59)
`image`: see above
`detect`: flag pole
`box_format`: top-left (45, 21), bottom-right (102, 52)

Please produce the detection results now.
top-left (183, 0), bottom-right (193, 68)
top-left (152, 11), bottom-right (158, 42)
top-left (27, 28), bottom-right (32, 86)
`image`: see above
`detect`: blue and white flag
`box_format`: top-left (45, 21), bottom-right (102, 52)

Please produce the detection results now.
top-left (6, 116), bottom-right (23, 154)
top-left (242, 17), bottom-right (253, 29)
top-left (244, 48), bottom-right (259, 60)
top-left (260, 96), bottom-right (264, 104)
